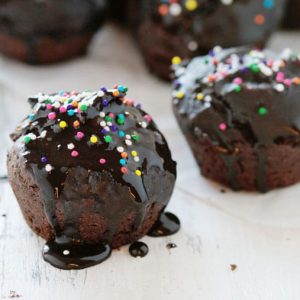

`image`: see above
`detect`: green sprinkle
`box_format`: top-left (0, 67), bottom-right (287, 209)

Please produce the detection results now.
top-left (117, 119), bottom-right (124, 125)
top-left (105, 116), bottom-right (112, 122)
top-left (250, 64), bottom-right (260, 73)
top-left (234, 85), bottom-right (242, 93)
top-left (80, 104), bottom-right (88, 111)
top-left (104, 135), bottom-right (112, 143)
top-left (132, 134), bottom-right (140, 141)
top-left (258, 106), bottom-right (268, 116)
top-left (24, 136), bottom-right (31, 144)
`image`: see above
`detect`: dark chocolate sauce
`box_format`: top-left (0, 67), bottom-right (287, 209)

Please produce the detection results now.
top-left (129, 241), bottom-right (149, 258)
top-left (43, 237), bottom-right (111, 270)
top-left (166, 243), bottom-right (177, 249)
top-left (148, 212), bottom-right (180, 237)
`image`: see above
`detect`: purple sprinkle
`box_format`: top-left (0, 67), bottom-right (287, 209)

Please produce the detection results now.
top-left (101, 129), bottom-right (107, 134)
top-left (136, 104), bottom-right (142, 109)
top-left (101, 87), bottom-right (107, 93)
top-left (102, 99), bottom-right (108, 107)
top-left (110, 125), bottom-right (117, 132)
top-left (41, 156), bottom-right (48, 164)
top-left (67, 104), bottom-right (73, 110)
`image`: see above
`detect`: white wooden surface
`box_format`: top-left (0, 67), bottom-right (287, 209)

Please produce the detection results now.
top-left (1, 24), bottom-right (300, 300)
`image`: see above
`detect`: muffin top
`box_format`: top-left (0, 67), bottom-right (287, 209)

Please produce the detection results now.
top-left (12, 85), bottom-right (176, 203)
top-left (0, 0), bottom-right (107, 36)
top-left (133, 0), bottom-right (286, 53)
top-left (172, 47), bottom-right (300, 147)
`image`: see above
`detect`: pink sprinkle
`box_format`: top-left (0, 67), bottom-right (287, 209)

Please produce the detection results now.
top-left (219, 123), bottom-right (227, 131)
top-left (284, 79), bottom-right (292, 86)
top-left (48, 112), bottom-right (56, 120)
top-left (276, 72), bottom-right (284, 82)
top-left (71, 150), bottom-right (79, 157)
top-left (70, 91), bottom-right (77, 96)
top-left (76, 131), bottom-right (84, 139)
top-left (46, 104), bottom-right (52, 110)
top-left (144, 115), bottom-right (152, 122)
top-left (109, 113), bottom-right (115, 118)
top-left (59, 107), bottom-right (67, 113)
top-left (233, 77), bottom-right (243, 85)
top-left (99, 158), bottom-right (106, 165)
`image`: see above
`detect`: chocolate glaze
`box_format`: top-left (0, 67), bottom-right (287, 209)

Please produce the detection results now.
top-left (129, 241), bottom-right (149, 258)
top-left (148, 212), bottom-right (180, 237)
top-left (173, 47), bottom-right (300, 192)
top-left (0, 0), bottom-right (107, 36)
top-left (43, 237), bottom-right (111, 270)
top-left (10, 87), bottom-right (177, 269)
top-left (282, 0), bottom-right (300, 29)
top-left (129, 0), bottom-right (287, 79)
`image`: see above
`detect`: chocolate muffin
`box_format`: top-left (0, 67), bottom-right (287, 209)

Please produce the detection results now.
top-left (282, 0), bottom-right (300, 29)
top-left (172, 47), bottom-right (300, 192)
top-left (129, 0), bottom-right (287, 80)
top-left (0, 0), bottom-right (107, 64)
top-left (7, 86), bottom-right (177, 269)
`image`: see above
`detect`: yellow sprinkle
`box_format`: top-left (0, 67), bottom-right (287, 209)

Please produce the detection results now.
top-left (176, 91), bottom-right (185, 99)
top-left (172, 56), bottom-right (182, 65)
top-left (59, 121), bottom-right (67, 129)
top-left (196, 93), bottom-right (204, 100)
top-left (131, 150), bottom-right (138, 157)
top-left (90, 135), bottom-right (98, 144)
top-left (135, 170), bottom-right (142, 177)
top-left (185, 0), bottom-right (198, 11)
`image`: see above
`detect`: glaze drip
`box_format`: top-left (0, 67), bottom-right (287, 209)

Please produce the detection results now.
top-left (148, 212), bottom-right (180, 237)
top-left (129, 241), bottom-right (149, 258)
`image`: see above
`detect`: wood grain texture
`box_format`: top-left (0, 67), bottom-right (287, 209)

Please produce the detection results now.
top-left (1, 25), bottom-right (300, 300)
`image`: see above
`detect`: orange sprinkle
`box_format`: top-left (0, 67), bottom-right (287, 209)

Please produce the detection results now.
top-left (113, 90), bottom-right (120, 97)
top-left (121, 152), bottom-right (128, 158)
top-left (254, 14), bottom-right (265, 25)
top-left (293, 77), bottom-right (300, 85)
top-left (72, 101), bottom-right (78, 107)
top-left (73, 120), bottom-right (80, 128)
top-left (158, 4), bottom-right (169, 16)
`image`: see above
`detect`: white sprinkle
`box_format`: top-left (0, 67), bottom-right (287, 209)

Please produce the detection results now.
top-left (100, 121), bottom-right (106, 127)
top-left (274, 83), bottom-right (285, 92)
top-left (97, 91), bottom-right (105, 97)
top-left (45, 164), bottom-right (53, 172)
top-left (67, 143), bottom-right (75, 150)
top-left (63, 250), bottom-right (70, 255)
top-left (125, 140), bottom-right (132, 146)
top-left (99, 112), bottom-right (105, 118)
top-left (169, 3), bottom-right (182, 16)
top-left (134, 156), bottom-right (140, 162)
top-left (117, 146), bottom-right (124, 153)
top-left (188, 41), bottom-right (198, 52)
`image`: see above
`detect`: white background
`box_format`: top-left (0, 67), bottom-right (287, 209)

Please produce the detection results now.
top-left (1, 24), bottom-right (300, 300)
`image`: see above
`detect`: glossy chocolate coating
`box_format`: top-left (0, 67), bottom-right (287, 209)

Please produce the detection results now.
top-left (9, 87), bottom-right (177, 269)
top-left (0, 0), bottom-right (107, 36)
top-left (173, 47), bottom-right (300, 192)
top-left (129, 0), bottom-right (287, 79)
top-left (282, 0), bottom-right (300, 29)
